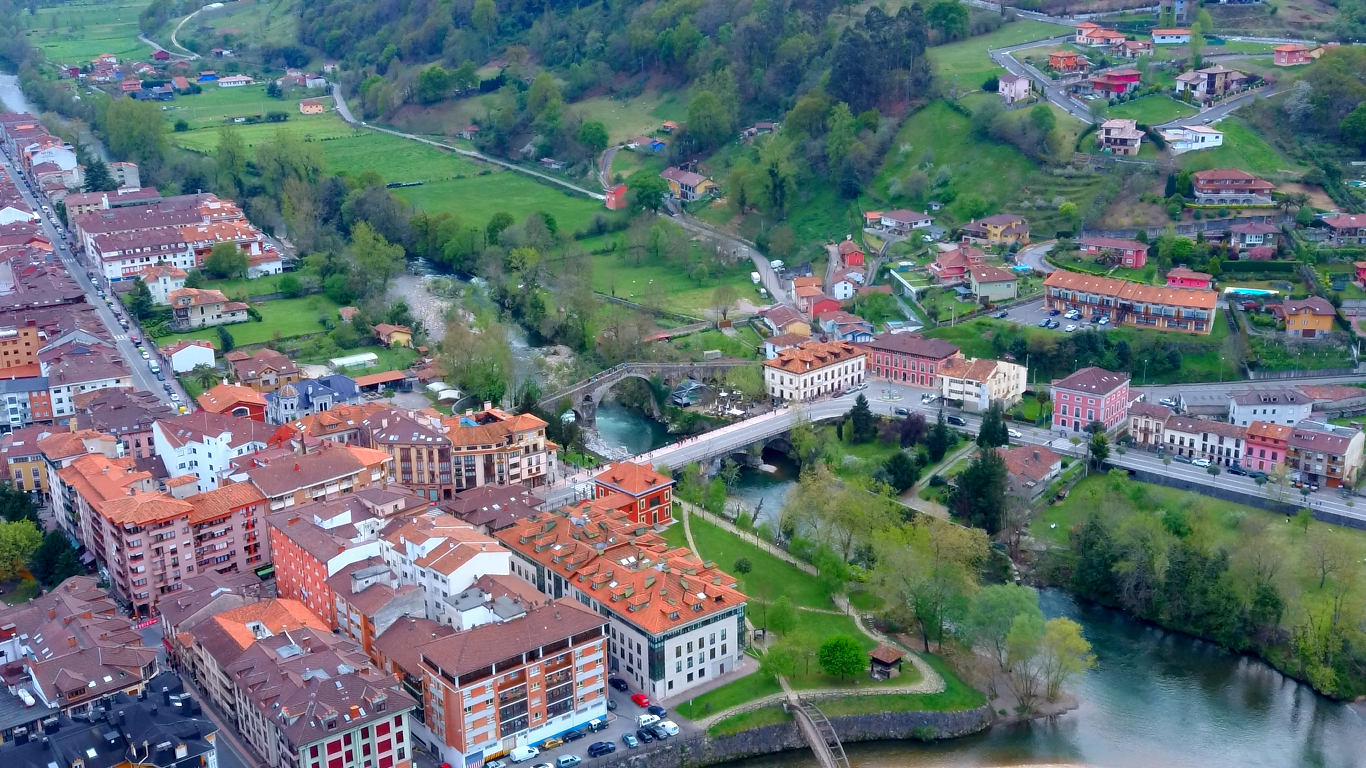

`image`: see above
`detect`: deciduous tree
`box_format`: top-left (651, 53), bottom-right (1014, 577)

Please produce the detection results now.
top-left (0, 520), bottom-right (41, 581)
top-left (817, 635), bottom-right (865, 681)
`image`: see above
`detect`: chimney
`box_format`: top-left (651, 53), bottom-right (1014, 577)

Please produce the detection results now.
top-left (1032, 451), bottom-right (1040, 461)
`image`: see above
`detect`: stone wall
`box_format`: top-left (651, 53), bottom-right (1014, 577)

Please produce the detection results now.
top-left (588, 706), bottom-right (994, 768)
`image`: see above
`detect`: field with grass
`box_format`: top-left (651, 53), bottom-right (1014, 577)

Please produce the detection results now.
top-left (21, 0), bottom-right (151, 62)
top-left (585, 248), bottom-right (757, 319)
top-left (572, 89), bottom-right (687, 144)
top-left (156, 294), bottom-right (340, 347)
top-left (396, 175), bottom-right (604, 234)
top-left (670, 328), bottom-right (763, 360)
top-left (706, 707), bottom-right (793, 736)
top-left (165, 84), bottom-right (331, 129)
top-left (196, 0), bottom-right (300, 51)
top-left (609, 148), bottom-right (668, 184)
top-left (1177, 119), bottom-right (1305, 178)
top-left (927, 20), bottom-right (1063, 90)
top-left (1103, 95), bottom-right (1196, 125)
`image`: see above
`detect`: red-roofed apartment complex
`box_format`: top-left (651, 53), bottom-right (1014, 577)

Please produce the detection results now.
top-left (1044, 270), bottom-right (1218, 334)
top-left (1050, 366), bottom-right (1130, 434)
top-left (591, 460), bottom-right (675, 526)
top-left (497, 502), bottom-right (746, 700)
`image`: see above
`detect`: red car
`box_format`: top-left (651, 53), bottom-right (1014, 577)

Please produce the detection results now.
top-left (631, 693), bottom-right (650, 707)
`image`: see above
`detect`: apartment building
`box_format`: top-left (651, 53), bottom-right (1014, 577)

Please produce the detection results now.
top-left (1228, 388), bottom-right (1312, 427)
top-left (497, 503), bottom-right (746, 700)
top-left (167, 287), bottom-right (250, 331)
top-left (289, 402), bottom-right (390, 443)
top-left (185, 481), bottom-right (270, 577)
top-left (859, 333), bottom-right (963, 389)
top-left (73, 386), bottom-right (176, 459)
top-left (938, 357), bottom-right (1027, 412)
top-left (1191, 169), bottom-right (1275, 205)
top-left (226, 347), bottom-right (303, 393)
top-left (152, 411), bottom-right (281, 492)
top-left (1050, 367), bottom-right (1130, 434)
top-left (380, 515), bottom-right (509, 624)
top-left (591, 461), bottom-right (675, 526)
top-left (415, 600), bottom-right (608, 767)
top-left (82, 489), bottom-right (195, 616)
top-left (1245, 420), bottom-right (1292, 474)
top-left (1286, 421), bottom-right (1365, 489)
top-left (763, 340), bottom-right (866, 402)
top-left (328, 556), bottom-right (425, 659)
top-left (39, 428), bottom-right (122, 539)
top-left (1163, 416), bottom-right (1246, 467)
top-left (42, 342), bottom-right (135, 421)
top-left (1044, 270), bottom-right (1218, 334)
top-left (0, 424), bottom-right (53, 493)
top-left (91, 228), bottom-right (195, 282)
top-left (444, 407), bottom-right (554, 490)
top-left (1126, 402), bottom-right (1173, 448)
top-left (197, 382), bottom-right (268, 420)
top-left (240, 442), bottom-right (392, 509)
top-left (360, 408), bottom-right (456, 502)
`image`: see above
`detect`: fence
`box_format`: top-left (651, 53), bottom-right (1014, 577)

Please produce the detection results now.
top-left (1245, 366), bottom-right (1361, 380)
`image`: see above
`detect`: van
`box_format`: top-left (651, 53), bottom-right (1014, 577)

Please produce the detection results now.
top-left (636, 714), bottom-right (660, 729)
top-left (148, 362), bottom-right (161, 374)
top-left (657, 721), bottom-right (680, 737)
top-left (750, 271), bottom-right (761, 284)
top-left (758, 288), bottom-right (768, 299)
top-left (508, 746), bottom-right (540, 764)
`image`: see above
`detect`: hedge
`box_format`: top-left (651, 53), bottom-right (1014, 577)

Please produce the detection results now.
top-left (1222, 260), bottom-right (1296, 272)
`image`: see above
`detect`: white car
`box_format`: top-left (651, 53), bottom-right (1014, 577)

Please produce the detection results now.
top-left (1192, 458), bottom-right (1212, 468)
top-left (1098, 316), bottom-right (1109, 325)
top-left (1064, 324), bottom-right (1077, 333)
top-left (1007, 429), bottom-right (1022, 439)
top-left (140, 350), bottom-right (150, 359)
top-left (171, 393), bottom-right (182, 402)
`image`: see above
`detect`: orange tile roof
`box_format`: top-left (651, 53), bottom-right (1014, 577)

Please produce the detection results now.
top-left (1044, 269), bottom-right (1217, 311)
top-left (353, 370), bottom-right (408, 388)
top-left (39, 429), bottom-right (111, 461)
top-left (197, 383), bottom-right (266, 413)
top-left (443, 408), bottom-right (547, 448)
top-left (186, 482), bottom-right (266, 525)
top-left (594, 461), bottom-right (673, 497)
top-left (346, 444), bottom-right (393, 468)
top-left (209, 598), bottom-right (330, 650)
top-left (56, 453), bottom-right (152, 513)
top-left (1246, 421), bottom-right (1292, 442)
top-left (763, 340), bottom-right (864, 375)
top-left (100, 491), bottom-right (193, 526)
top-left (290, 402), bottom-right (389, 437)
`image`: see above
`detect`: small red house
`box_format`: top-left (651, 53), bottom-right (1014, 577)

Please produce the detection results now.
top-left (196, 383), bottom-right (267, 421)
top-left (1354, 261), bottom-right (1366, 284)
top-left (1274, 44), bottom-right (1309, 66)
top-left (812, 296), bottom-right (841, 318)
top-left (153, 49), bottom-right (171, 61)
top-left (1089, 68), bottom-right (1141, 97)
top-left (838, 238), bottom-right (865, 267)
top-left (605, 184), bottom-right (627, 211)
top-left (1080, 236), bottom-right (1148, 268)
top-left (1166, 267), bottom-right (1213, 290)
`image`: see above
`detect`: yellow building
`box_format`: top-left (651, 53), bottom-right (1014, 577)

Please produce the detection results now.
top-left (1, 426), bottom-right (55, 494)
top-left (374, 323), bottom-right (413, 348)
top-left (961, 213), bottom-right (1030, 247)
top-left (1282, 296), bottom-right (1336, 339)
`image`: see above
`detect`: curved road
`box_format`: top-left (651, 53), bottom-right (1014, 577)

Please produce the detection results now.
top-left (168, 9), bottom-right (203, 59)
top-left (330, 85), bottom-right (605, 201)
top-left (138, 34), bottom-right (195, 61)
top-left (1016, 240), bottom-right (1057, 274)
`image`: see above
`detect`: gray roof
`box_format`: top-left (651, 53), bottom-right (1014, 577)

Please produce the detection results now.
top-left (1229, 388), bottom-right (1308, 406)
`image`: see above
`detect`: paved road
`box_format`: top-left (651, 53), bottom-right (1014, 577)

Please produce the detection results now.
top-left (331, 85), bottom-right (606, 201)
top-left (136, 624), bottom-right (255, 768)
top-left (598, 145), bottom-right (620, 190)
top-left (1016, 240), bottom-right (1057, 274)
top-left (0, 153), bottom-right (183, 408)
top-left (138, 33), bottom-right (193, 60)
top-left (672, 215), bottom-right (789, 306)
top-left (1156, 83), bottom-right (1287, 128)
top-left (989, 36), bottom-right (1097, 124)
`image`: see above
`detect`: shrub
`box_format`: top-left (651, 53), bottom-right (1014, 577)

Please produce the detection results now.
top-left (928, 474), bottom-right (946, 487)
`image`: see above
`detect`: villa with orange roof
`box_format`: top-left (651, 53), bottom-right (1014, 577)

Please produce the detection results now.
top-left (443, 405), bottom-right (555, 489)
top-left (591, 460), bottom-right (675, 526)
top-left (197, 382), bottom-right (267, 420)
top-left (763, 340), bottom-right (866, 402)
top-left (497, 502), bottom-right (746, 698)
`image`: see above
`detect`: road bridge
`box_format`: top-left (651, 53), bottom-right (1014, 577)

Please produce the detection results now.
top-left (537, 360), bottom-right (755, 426)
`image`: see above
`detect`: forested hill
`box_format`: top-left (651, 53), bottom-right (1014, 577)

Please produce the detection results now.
top-left (300, 0), bottom-right (940, 131)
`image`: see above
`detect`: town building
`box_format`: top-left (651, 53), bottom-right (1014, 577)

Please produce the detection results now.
top-left (837, 238), bottom-right (864, 267)
top-left (183, 481), bottom-right (270, 577)
top-left (138, 262), bottom-right (188, 303)
top-left (61, 185), bottom-right (160, 216)
top-left (265, 374), bottom-right (360, 424)
top-left (1000, 444), bottom-right (1062, 500)
top-left (73, 386), bottom-right (176, 458)
top-left (591, 461), bottom-right (674, 526)
top-left (1245, 420), bottom-right (1291, 473)
top-left (757, 305), bottom-right (811, 337)
top-left (960, 213), bottom-right (1029, 247)
top-left (968, 264), bottom-right (1019, 302)
top-left (1322, 214), bottom-right (1366, 246)
top-left (91, 229), bottom-right (196, 282)
top-left (197, 382), bottom-right (267, 420)
top-left (378, 515), bottom-right (509, 624)
top-left (1163, 416), bottom-right (1246, 467)
top-left (763, 340), bottom-right (866, 402)
top-left (161, 338), bottom-right (216, 373)
top-left (1048, 50), bottom-right (1087, 73)
top-left (1126, 401), bottom-right (1173, 448)
top-left (374, 323), bottom-right (414, 348)
top-left (939, 357), bottom-right (1027, 412)
top-left (1228, 388), bottom-right (1312, 428)
top-left (1113, 39), bottom-right (1154, 58)
top-left (660, 167), bottom-right (718, 201)
top-left (1286, 421), bottom-right (1365, 488)
top-left (440, 406), bottom-right (555, 490)
top-left (0, 425), bottom-right (53, 493)
top-left (1050, 367), bottom-right (1129, 434)
top-left (927, 243), bottom-right (986, 284)
top-left (39, 428), bottom-right (122, 538)
top-left (1280, 296), bottom-right (1336, 338)
top-left (42, 342), bottom-right (135, 422)
top-left (1080, 236), bottom-right (1148, 268)
top-left (998, 73), bottom-right (1032, 104)
top-left (860, 333), bottom-right (962, 388)
top-left (441, 484), bottom-right (541, 534)
top-left (225, 347), bottom-right (302, 392)
top-left (815, 309), bottom-right (875, 342)
top-left (1151, 28), bottom-right (1191, 43)
top-left (358, 408), bottom-right (455, 502)
top-left (167, 287), bottom-right (249, 330)
top-left (1043, 270), bottom-right (1218, 333)
top-left (287, 402), bottom-right (390, 444)
top-left (1097, 118), bottom-right (1143, 155)
top-left (1191, 168), bottom-right (1274, 205)
top-left (1088, 68), bottom-right (1142, 97)
top-left (1227, 221), bottom-right (1280, 252)
top-left (241, 442), bottom-right (393, 509)
top-left (1160, 124), bottom-right (1224, 154)
top-left (496, 503), bottom-right (746, 699)
top-left (1165, 267), bottom-right (1213, 290)
top-left (152, 411), bottom-right (280, 492)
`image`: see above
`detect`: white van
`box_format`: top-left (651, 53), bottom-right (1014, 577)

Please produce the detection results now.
top-left (508, 746), bottom-right (540, 764)
top-left (750, 271), bottom-right (761, 284)
top-left (658, 721), bottom-right (680, 736)
top-left (636, 714), bottom-right (660, 729)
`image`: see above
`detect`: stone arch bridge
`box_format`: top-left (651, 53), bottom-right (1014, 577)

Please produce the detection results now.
top-left (538, 360), bottom-right (755, 427)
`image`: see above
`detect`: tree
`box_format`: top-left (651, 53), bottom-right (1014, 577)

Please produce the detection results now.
top-left (104, 98), bottom-right (168, 174)
top-left (1030, 104), bottom-right (1057, 135)
top-left (925, 0), bottom-right (968, 41)
top-left (1188, 22), bottom-right (1205, 69)
top-left (1005, 611), bottom-right (1047, 707)
top-left (768, 595), bottom-right (797, 635)
top-left (0, 484), bottom-right (38, 524)
top-left (1341, 102), bottom-right (1366, 151)
top-left (964, 584), bottom-right (1043, 691)
top-left (471, 0), bottom-right (499, 46)
top-left (184, 269), bottom-right (206, 289)
top-left (216, 325), bottom-right (235, 353)
top-left (976, 402), bottom-right (1009, 448)
top-left (712, 284), bottom-right (739, 320)
top-left (278, 274), bottom-right (304, 297)
top-left (900, 412), bottom-right (928, 447)
top-left (687, 90), bottom-right (733, 151)
top-left (125, 278), bottom-right (153, 320)
top-left (203, 242), bottom-right (248, 279)
top-left (626, 170), bottom-right (669, 212)
top-left (84, 158), bottom-right (115, 192)
top-left (416, 65), bottom-right (451, 104)
top-left (759, 645), bottom-right (797, 677)
top-left (1087, 430), bottom-right (1110, 471)
top-left (814, 545), bottom-right (851, 598)
top-left (926, 410), bottom-right (953, 462)
top-left (874, 520), bottom-right (988, 651)
top-left (950, 447), bottom-right (1009, 534)
top-left (191, 364), bottom-right (218, 390)
top-left (350, 221), bottom-right (405, 291)
top-left (0, 520), bottom-right (42, 581)
top-left (884, 451), bottom-right (920, 493)
top-left (733, 557), bottom-right (752, 575)
top-left (1304, 525), bottom-right (1352, 589)
top-left (1041, 617), bottom-right (1096, 699)
top-left (817, 635), bottom-right (865, 681)
top-left (577, 121), bottom-right (609, 154)
top-left (29, 529), bottom-right (83, 586)
top-left (849, 394), bottom-right (877, 443)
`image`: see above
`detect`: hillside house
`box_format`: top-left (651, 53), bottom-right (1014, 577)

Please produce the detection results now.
top-left (1228, 221), bottom-right (1280, 251)
top-left (881, 210), bottom-right (933, 234)
top-left (167, 288), bottom-right (249, 331)
top-left (1049, 51), bottom-right (1088, 73)
top-left (298, 98), bottom-right (324, 115)
top-left (1281, 296), bottom-right (1336, 339)
top-left (1113, 39), bottom-right (1154, 58)
top-left (1322, 214), bottom-right (1366, 246)
top-left (961, 214), bottom-right (1029, 247)
top-left (968, 264), bottom-right (1018, 302)
top-left (1175, 65), bottom-right (1248, 99)
top-left (1080, 236), bottom-right (1148, 268)
top-left (661, 167), bottom-right (718, 201)
top-left (998, 73), bottom-right (1031, 104)
top-left (1097, 118), bottom-right (1143, 155)
top-left (1088, 68), bottom-right (1141, 97)
top-left (1075, 23), bottom-right (1125, 47)
top-left (1151, 28), bottom-right (1191, 44)
top-left (927, 243), bottom-right (986, 283)
top-left (1166, 267), bottom-right (1213, 290)
top-left (1192, 169), bottom-right (1275, 205)
top-left (1160, 124), bottom-right (1223, 154)
top-left (838, 237), bottom-right (865, 267)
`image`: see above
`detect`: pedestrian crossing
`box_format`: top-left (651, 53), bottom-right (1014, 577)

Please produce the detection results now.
top-left (113, 334), bottom-right (128, 341)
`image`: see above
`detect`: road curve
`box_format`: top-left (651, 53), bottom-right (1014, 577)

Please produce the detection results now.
top-left (331, 85), bottom-right (605, 201)
top-left (1016, 240), bottom-right (1057, 274)
top-left (169, 10), bottom-right (202, 59)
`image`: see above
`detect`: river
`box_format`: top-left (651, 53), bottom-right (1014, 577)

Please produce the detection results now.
top-left (727, 589), bottom-right (1366, 768)
top-left (0, 74), bottom-right (112, 161)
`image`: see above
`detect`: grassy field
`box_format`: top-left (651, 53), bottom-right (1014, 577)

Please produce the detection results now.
top-left (683, 514), bottom-right (833, 610)
top-left (670, 328), bottom-right (763, 360)
top-left (586, 246), bottom-right (757, 318)
top-left (196, 0), bottom-right (300, 50)
top-left (707, 707), bottom-right (793, 736)
top-left (920, 287), bottom-right (981, 320)
top-left (1177, 118), bottom-right (1306, 178)
top-left (165, 84), bottom-right (332, 129)
top-left (294, 344), bottom-right (420, 371)
top-left (21, 0), bottom-right (151, 62)
top-left (572, 89), bottom-right (685, 145)
top-left (873, 101), bottom-right (1038, 223)
top-left (817, 654), bottom-right (986, 715)
top-left (675, 672), bottom-right (783, 720)
top-left (396, 175), bottom-right (604, 235)
top-left (156, 294), bottom-right (339, 347)
top-left (1103, 95), bottom-right (1196, 125)
top-left (928, 20), bottom-right (1063, 89)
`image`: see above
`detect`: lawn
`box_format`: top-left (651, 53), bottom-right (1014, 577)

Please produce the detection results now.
top-left (22, 0), bottom-right (152, 62)
top-left (848, 590), bottom-right (885, 611)
top-left (670, 329), bottom-right (762, 360)
top-left (587, 247), bottom-right (756, 319)
top-left (707, 707), bottom-right (793, 736)
top-left (920, 288), bottom-right (980, 322)
top-left (165, 85), bottom-right (329, 129)
top-left (200, 273), bottom-right (292, 300)
top-left (1248, 336), bottom-right (1356, 372)
top-left (873, 101), bottom-right (1038, 223)
top-left (196, 0), bottom-right (301, 51)
top-left (609, 149), bottom-right (667, 184)
top-left (928, 20), bottom-right (1063, 89)
top-left (155, 294), bottom-right (340, 347)
top-left (572, 90), bottom-right (679, 145)
top-left (1177, 119), bottom-right (1305, 178)
top-left (684, 514), bottom-right (833, 610)
top-left (816, 654), bottom-right (986, 715)
top-left (674, 669), bottom-right (785, 720)
top-left (1103, 95), bottom-right (1196, 125)
top-left (397, 174), bottom-right (605, 236)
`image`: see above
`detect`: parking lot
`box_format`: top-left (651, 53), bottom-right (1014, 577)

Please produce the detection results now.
top-left (985, 298), bottom-right (1120, 335)
top-left (498, 683), bottom-right (700, 768)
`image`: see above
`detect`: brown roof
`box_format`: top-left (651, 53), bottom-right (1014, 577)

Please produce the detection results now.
top-left (441, 484), bottom-right (540, 531)
top-left (869, 644), bottom-right (905, 664)
top-left (185, 482), bottom-right (266, 524)
top-left (101, 490), bottom-right (193, 526)
top-left (859, 333), bottom-right (961, 360)
top-left (1297, 385), bottom-right (1366, 403)
top-left (1045, 270), bottom-right (1218, 311)
top-left (1166, 416), bottom-right (1246, 441)
top-left (1081, 236), bottom-right (1147, 251)
top-left (1167, 267), bottom-right (1212, 281)
top-left (1129, 401), bottom-right (1173, 420)
top-left (594, 461), bottom-right (673, 497)
top-left (1323, 214), bottom-right (1366, 230)
top-left (765, 333), bottom-right (809, 348)
top-left (1000, 444), bottom-right (1061, 482)
top-left (197, 383), bottom-right (267, 413)
top-left (418, 599), bottom-right (605, 676)
top-left (373, 616), bottom-right (455, 675)
top-left (1283, 296), bottom-right (1335, 316)
top-left (1052, 366), bottom-right (1128, 396)
top-left (1229, 388), bottom-right (1308, 406)
top-left (245, 444), bottom-right (372, 497)
top-left (154, 410), bottom-right (277, 449)
top-left (969, 264), bottom-right (1017, 284)
top-left (1288, 422), bottom-right (1360, 454)
top-left (763, 340), bottom-right (864, 374)
top-left (1246, 421), bottom-right (1292, 442)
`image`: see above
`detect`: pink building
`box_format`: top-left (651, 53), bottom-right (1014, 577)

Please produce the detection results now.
top-left (1165, 266), bottom-right (1213, 290)
top-left (1274, 44), bottom-right (1309, 66)
top-left (1080, 236), bottom-right (1148, 268)
top-left (1050, 367), bottom-right (1130, 434)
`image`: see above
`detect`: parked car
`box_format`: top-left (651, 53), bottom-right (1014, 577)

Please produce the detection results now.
top-left (636, 729), bottom-right (655, 744)
top-left (486, 760), bottom-right (506, 768)
top-left (1048, 319), bottom-right (1060, 329)
top-left (1192, 458), bottom-right (1212, 468)
top-left (557, 756), bottom-right (581, 768)
top-left (994, 310), bottom-right (1008, 318)
top-left (1098, 316), bottom-right (1109, 326)
top-left (587, 717), bottom-right (608, 733)
top-left (1049, 308), bottom-right (1061, 316)
top-left (636, 714), bottom-right (660, 729)
top-left (1037, 319), bottom-right (1051, 328)
top-left (1064, 324), bottom-right (1077, 333)
top-left (649, 724), bottom-right (671, 740)
top-left (563, 729), bottom-right (586, 742)
top-left (1227, 464), bottom-right (1248, 476)
top-left (647, 705), bottom-right (667, 718)
top-left (1172, 453), bottom-right (1192, 464)
top-left (1159, 398), bottom-right (1178, 408)
top-left (609, 678), bottom-right (629, 692)
top-left (606, 699), bottom-right (617, 712)
top-left (541, 738), bottom-right (564, 750)
top-left (623, 734), bottom-right (639, 749)
top-left (947, 415), bottom-right (968, 427)
top-left (657, 721), bottom-right (680, 737)
top-left (893, 407), bottom-right (910, 416)
top-left (509, 747), bottom-right (540, 764)
top-left (631, 693), bottom-right (650, 707)
top-left (587, 742), bottom-right (616, 758)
